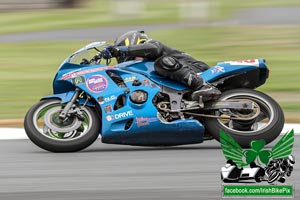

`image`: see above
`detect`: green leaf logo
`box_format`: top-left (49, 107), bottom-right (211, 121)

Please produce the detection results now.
top-left (251, 140), bottom-right (265, 152)
top-left (220, 130), bottom-right (247, 168)
top-left (243, 140), bottom-right (272, 165)
top-left (271, 129), bottom-right (294, 159)
top-left (220, 129), bottom-right (295, 168)
top-left (259, 150), bottom-right (272, 165)
top-left (244, 149), bottom-right (257, 164)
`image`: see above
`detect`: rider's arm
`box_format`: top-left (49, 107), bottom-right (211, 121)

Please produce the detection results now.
top-left (127, 40), bottom-right (163, 59)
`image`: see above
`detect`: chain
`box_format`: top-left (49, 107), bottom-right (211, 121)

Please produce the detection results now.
top-left (184, 111), bottom-right (260, 121)
top-left (157, 100), bottom-right (261, 121)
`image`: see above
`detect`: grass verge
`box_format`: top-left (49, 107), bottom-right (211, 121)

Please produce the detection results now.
top-left (1, 0), bottom-right (300, 34)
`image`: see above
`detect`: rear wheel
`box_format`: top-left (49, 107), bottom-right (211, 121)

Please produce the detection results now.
top-left (204, 89), bottom-right (284, 147)
top-left (24, 99), bottom-right (101, 152)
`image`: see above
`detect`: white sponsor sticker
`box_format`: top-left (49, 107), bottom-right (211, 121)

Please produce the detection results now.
top-left (106, 110), bottom-right (134, 121)
top-left (223, 59), bottom-right (259, 67)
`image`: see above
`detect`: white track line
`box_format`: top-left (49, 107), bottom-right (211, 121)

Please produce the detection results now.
top-left (0, 124), bottom-right (299, 140)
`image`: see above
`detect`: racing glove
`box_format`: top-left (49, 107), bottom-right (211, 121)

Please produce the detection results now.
top-left (106, 45), bottom-right (128, 57)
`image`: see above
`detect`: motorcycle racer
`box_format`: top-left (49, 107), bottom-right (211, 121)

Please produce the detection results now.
top-left (24, 40), bottom-right (285, 152)
top-left (105, 30), bottom-right (221, 102)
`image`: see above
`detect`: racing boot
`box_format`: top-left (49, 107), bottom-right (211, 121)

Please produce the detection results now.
top-left (176, 65), bottom-right (221, 102)
top-left (191, 82), bottom-right (221, 102)
top-left (180, 70), bottom-right (203, 91)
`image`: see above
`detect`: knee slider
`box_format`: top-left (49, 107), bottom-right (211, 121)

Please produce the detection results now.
top-left (161, 56), bottom-right (181, 71)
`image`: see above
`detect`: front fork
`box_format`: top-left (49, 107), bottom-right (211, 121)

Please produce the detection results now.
top-left (59, 88), bottom-right (81, 120)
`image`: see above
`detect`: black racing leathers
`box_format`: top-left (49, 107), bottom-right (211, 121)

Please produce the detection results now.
top-left (125, 40), bottom-right (209, 90)
top-left (127, 39), bottom-right (209, 72)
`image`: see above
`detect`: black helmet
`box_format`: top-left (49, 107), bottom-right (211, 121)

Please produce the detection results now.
top-left (114, 30), bottom-right (149, 63)
top-left (115, 30), bottom-right (149, 47)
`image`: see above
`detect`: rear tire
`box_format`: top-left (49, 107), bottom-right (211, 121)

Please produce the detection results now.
top-left (24, 99), bottom-right (101, 152)
top-left (204, 89), bottom-right (284, 147)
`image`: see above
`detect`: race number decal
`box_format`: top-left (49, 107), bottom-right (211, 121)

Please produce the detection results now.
top-left (224, 59), bottom-right (259, 67)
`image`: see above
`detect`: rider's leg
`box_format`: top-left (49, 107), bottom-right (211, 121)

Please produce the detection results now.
top-left (154, 56), bottom-right (220, 101)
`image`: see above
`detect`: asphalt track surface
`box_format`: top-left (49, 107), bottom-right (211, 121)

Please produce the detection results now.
top-left (0, 135), bottom-right (299, 200)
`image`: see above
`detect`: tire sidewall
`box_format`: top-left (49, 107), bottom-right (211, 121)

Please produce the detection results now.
top-left (204, 89), bottom-right (285, 147)
top-left (24, 99), bottom-right (101, 152)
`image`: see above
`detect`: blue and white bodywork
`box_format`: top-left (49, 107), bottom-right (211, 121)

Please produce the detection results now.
top-left (24, 42), bottom-right (284, 152)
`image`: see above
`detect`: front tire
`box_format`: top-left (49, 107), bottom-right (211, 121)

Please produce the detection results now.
top-left (24, 99), bottom-right (101, 152)
top-left (204, 89), bottom-right (284, 147)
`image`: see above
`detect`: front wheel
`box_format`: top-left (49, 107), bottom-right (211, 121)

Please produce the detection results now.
top-left (204, 89), bottom-right (284, 147)
top-left (24, 99), bottom-right (101, 152)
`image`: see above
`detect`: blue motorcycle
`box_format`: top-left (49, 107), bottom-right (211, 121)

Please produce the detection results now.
top-left (24, 42), bottom-right (284, 152)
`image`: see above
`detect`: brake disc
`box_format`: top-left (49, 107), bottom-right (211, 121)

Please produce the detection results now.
top-left (44, 107), bottom-right (82, 133)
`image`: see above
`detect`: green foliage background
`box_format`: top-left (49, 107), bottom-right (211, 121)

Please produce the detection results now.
top-left (0, 0), bottom-right (299, 121)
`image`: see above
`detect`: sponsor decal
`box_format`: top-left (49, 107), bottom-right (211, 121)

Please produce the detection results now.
top-left (62, 68), bottom-right (82, 78)
top-left (98, 95), bottom-right (117, 104)
top-left (211, 66), bottom-right (225, 74)
top-left (124, 76), bottom-right (136, 83)
top-left (106, 115), bottom-right (113, 121)
top-left (151, 83), bottom-right (157, 88)
top-left (61, 66), bottom-right (115, 80)
top-left (105, 95), bottom-right (117, 103)
top-left (98, 96), bottom-right (104, 104)
top-left (220, 130), bottom-right (295, 198)
top-left (72, 76), bottom-right (85, 85)
top-left (104, 105), bottom-right (113, 113)
top-left (136, 117), bottom-right (158, 127)
top-left (142, 79), bottom-right (150, 86)
top-left (224, 59), bottom-right (259, 67)
top-left (86, 75), bottom-right (108, 93)
top-left (106, 110), bottom-right (134, 121)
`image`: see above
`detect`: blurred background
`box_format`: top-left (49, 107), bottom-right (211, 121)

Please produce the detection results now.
top-left (0, 0), bottom-right (299, 126)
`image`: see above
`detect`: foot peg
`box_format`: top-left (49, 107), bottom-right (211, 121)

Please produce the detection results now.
top-left (198, 96), bottom-right (204, 108)
top-left (184, 97), bottom-right (204, 110)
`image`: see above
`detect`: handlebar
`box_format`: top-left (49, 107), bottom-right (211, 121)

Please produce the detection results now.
top-left (80, 47), bottom-right (113, 65)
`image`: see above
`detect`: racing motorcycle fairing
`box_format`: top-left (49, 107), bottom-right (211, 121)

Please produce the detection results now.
top-left (41, 42), bottom-right (269, 146)
top-left (24, 42), bottom-right (286, 152)
top-left (116, 60), bottom-right (188, 91)
top-left (116, 58), bottom-right (269, 91)
top-left (45, 61), bottom-right (205, 146)
top-left (201, 59), bottom-right (269, 90)
top-left (102, 117), bottom-right (204, 146)
top-left (201, 59), bottom-right (267, 82)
